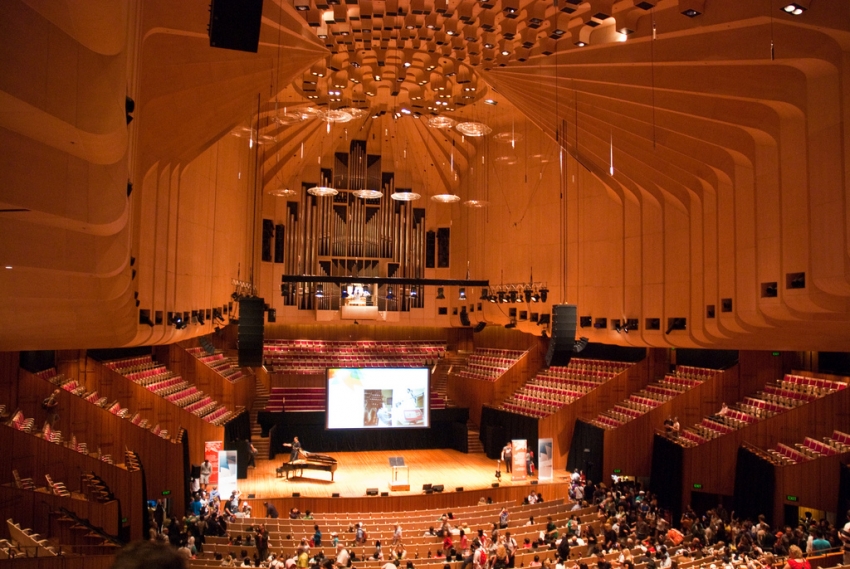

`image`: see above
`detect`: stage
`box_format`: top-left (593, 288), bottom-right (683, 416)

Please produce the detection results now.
top-left (240, 450), bottom-right (569, 500)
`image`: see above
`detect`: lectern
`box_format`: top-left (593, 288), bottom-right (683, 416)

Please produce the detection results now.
top-left (389, 456), bottom-right (409, 491)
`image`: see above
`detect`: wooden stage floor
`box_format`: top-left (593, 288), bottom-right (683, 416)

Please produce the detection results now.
top-left (240, 450), bottom-right (570, 500)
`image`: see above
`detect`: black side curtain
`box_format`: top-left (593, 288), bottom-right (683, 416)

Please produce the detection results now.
top-left (838, 462), bottom-right (850, 520)
top-left (566, 419), bottom-right (604, 485)
top-left (650, 434), bottom-right (684, 520)
top-left (261, 408), bottom-right (469, 458)
top-left (733, 446), bottom-right (775, 526)
top-left (224, 410), bottom-right (251, 443)
top-left (479, 406), bottom-right (539, 465)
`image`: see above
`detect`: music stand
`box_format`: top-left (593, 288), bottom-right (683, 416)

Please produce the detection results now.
top-left (388, 457), bottom-right (409, 491)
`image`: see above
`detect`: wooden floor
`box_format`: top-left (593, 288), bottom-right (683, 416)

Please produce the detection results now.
top-left (240, 450), bottom-right (569, 499)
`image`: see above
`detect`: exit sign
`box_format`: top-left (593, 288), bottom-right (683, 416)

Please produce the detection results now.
top-left (693, 483), bottom-right (703, 490)
top-left (772, 352), bottom-right (780, 356)
top-left (613, 469), bottom-right (622, 474)
top-left (787, 495), bottom-right (798, 502)
top-left (161, 490), bottom-right (171, 496)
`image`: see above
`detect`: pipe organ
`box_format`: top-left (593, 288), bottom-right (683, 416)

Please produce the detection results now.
top-left (278, 141), bottom-right (426, 313)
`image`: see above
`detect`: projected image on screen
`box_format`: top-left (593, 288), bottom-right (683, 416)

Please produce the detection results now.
top-left (326, 368), bottom-right (430, 429)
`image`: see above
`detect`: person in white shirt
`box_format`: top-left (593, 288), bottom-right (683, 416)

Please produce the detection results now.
top-left (336, 545), bottom-right (350, 567)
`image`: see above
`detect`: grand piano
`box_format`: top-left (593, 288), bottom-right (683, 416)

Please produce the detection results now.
top-left (276, 449), bottom-right (338, 481)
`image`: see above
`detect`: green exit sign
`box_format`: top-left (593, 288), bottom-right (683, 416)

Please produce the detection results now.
top-left (693, 483), bottom-right (703, 490)
top-left (161, 490), bottom-right (171, 496)
top-left (613, 469), bottom-right (622, 474)
top-left (787, 495), bottom-right (798, 502)
top-left (121, 517), bottom-right (128, 524)
top-left (772, 352), bottom-right (780, 356)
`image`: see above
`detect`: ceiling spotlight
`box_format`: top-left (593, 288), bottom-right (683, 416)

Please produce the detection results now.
top-left (352, 189), bottom-right (383, 199)
top-left (436, 288), bottom-right (446, 300)
top-left (539, 287), bottom-right (548, 303)
top-left (315, 284), bottom-right (324, 298)
top-left (781, 2), bottom-right (807, 15)
top-left (197, 312), bottom-right (205, 325)
top-left (509, 289), bottom-right (518, 303)
top-left (497, 291), bottom-right (506, 303)
top-left (390, 188), bottom-right (422, 201)
top-left (456, 121), bottom-right (492, 137)
top-left (531, 291), bottom-right (540, 302)
top-left (524, 288), bottom-right (532, 303)
top-left (459, 288), bottom-right (466, 300)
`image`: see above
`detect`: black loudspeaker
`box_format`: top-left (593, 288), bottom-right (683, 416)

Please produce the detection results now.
top-left (456, 487), bottom-right (464, 492)
top-left (432, 484), bottom-right (444, 492)
top-left (473, 322), bottom-right (486, 333)
top-left (292, 493), bottom-right (300, 498)
top-left (380, 492), bottom-right (389, 497)
top-left (425, 489), bottom-right (433, 494)
top-left (366, 488), bottom-right (379, 496)
top-left (460, 307), bottom-right (471, 326)
top-left (209, 0), bottom-right (264, 53)
top-left (491, 483), bottom-right (500, 488)
top-left (332, 493), bottom-right (340, 498)
top-left (531, 480), bottom-right (538, 485)
top-left (422, 484), bottom-right (432, 491)
top-left (545, 304), bottom-right (577, 367)
top-left (238, 297), bottom-right (265, 367)
top-left (267, 309), bottom-right (276, 323)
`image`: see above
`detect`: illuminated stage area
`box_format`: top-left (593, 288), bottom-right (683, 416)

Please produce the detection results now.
top-left (239, 449), bottom-right (568, 501)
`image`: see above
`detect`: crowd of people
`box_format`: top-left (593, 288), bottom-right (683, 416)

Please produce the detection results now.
top-left (140, 473), bottom-right (849, 569)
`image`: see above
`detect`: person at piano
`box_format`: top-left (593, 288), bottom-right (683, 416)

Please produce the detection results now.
top-left (290, 436), bottom-right (301, 462)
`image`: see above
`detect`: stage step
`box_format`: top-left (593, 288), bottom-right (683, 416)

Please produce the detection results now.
top-left (466, 419), bottom-right (485, 454)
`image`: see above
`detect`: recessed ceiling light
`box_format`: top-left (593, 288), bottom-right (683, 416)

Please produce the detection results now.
top-left (575, 41), bottom-right (587, 47)
top-left (4, 266), bottom-right (11, 270)
top-left (484, 99), bottom-right (497, 105)
top-left (681, 8), bottom-right (701, 17)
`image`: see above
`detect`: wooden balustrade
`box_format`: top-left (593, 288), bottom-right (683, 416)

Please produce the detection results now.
top-left (600, 365), bottom-right (739, 477)
top-left (0, 426), bottom-right (142, 540)
top-left (540, 356), bottom-right (653, 469)
top-left (0, 485), bottom-right (121, 540)
top-left (162, 343), bottom-right (254, 411)
top-left (15, 368), bottom-right (184, 523)
top-left (679, 383), bottom-right (850, 507)
top-left (79, 355), bottom-right (225, 465)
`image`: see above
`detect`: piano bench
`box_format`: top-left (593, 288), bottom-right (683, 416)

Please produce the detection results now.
top-left (275, 467), bottom-right (285, 478)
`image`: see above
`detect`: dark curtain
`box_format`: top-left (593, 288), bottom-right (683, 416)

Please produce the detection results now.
top-left (479, 406), bottom-right (538, 465)
top-left (566, 419), bottom-right (604, 484)
top-left (733, 446), bottom-right (775, 526)
top-left (138, 457), bottom-right (149, 546)
top-left (675, 349), bottom-right (739, 370)
top-left (650, 434), bottom-right (684, 520)
top-left (838, 462), bottom-right (850, 521)
top-left (225, 439), bottom-right (251, 480)
top-left (574, 344), bottom-right (646, 363)
top-left (19, 350), bottom-right (55, 374)
top-left (224, 410), bottom-right (251, 443)
top-left (259, 408), bottom-right (469, 458)
top-left (180, 429), bottom-right (190, 513)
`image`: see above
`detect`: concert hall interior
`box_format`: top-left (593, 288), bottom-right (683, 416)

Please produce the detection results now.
top-left (1, 0), bottom-right (850, 564)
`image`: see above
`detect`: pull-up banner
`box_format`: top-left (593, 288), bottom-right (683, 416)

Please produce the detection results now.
top-left (538, 438), bottom-right (553, 481)
top-left (511, 439), bottom-right (527, 481)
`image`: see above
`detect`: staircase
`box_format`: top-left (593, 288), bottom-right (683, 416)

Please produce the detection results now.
top-left (432, 360), bottom-right (453, 406)
top-left (250, 377), bottom-right (270, 459)
top-left (467, 419), bottom-right (485, 454)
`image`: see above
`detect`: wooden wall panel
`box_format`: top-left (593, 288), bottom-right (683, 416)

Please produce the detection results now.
top-left (601, 365), bottom-right (740, 477)
top-left (0, 351), bottom-right (20, 407)
top-left (772, 452), bottom-right (850, 525)
top-left (541, 357), bottom-right (653, 470)
top-left (168, 343), bottom-right (255, 411)
top-left (680, 386), bottom-right (850, 507)
top-left (79, 355), bottom-right (224, 465)
top-left (16, 368), bottom-right (185, 516)
top-left (0, 426), bottom-right (142, 540)
top-left (0, 485), bottom-right (121, 541)
top-left (245, 481), bottom-right (572, 518)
